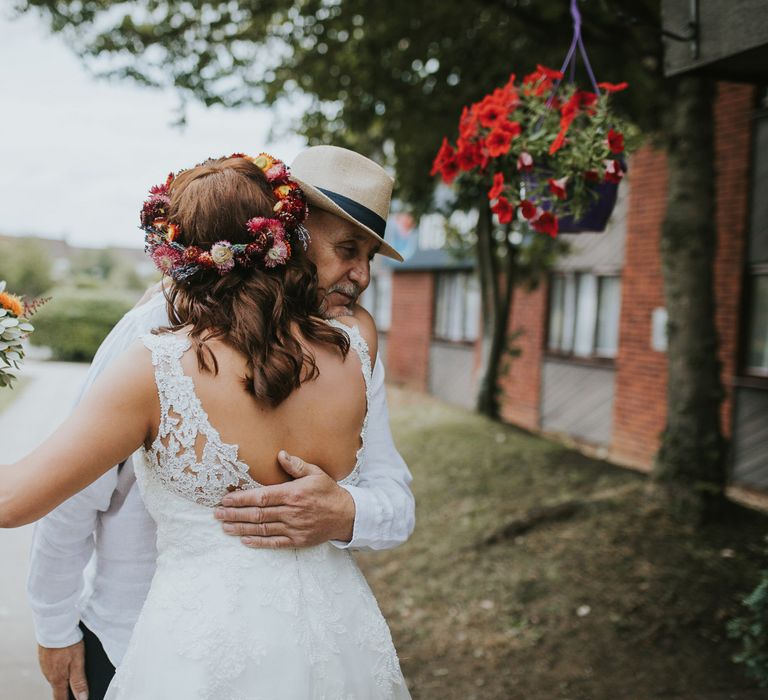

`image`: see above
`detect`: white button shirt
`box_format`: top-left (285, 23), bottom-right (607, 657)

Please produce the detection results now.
top-left (26, 291), bottom-right (415, 666)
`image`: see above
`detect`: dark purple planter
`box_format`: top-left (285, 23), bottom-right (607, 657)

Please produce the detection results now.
top-left (557, 178), bottom-right (619, 233)
top-left (524, 160), bottom-right (625, 234)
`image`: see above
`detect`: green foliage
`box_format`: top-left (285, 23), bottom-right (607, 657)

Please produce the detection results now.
top-left (728, 544), bottom-right (768, 687)
top-left (30, 287), bottom-right (135, 362)
top-left (0, 239), bottom-right (54, 297)
top-left (17, 0), bottom-right (665, 211)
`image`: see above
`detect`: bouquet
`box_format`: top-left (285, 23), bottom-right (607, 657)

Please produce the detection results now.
top-left (431, 65), bottom-right (635, 236)
top-left (0, 280), bottom-right (48, 388)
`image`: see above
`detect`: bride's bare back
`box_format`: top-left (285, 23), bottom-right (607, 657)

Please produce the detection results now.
top-left (157, 309), bottom-right (376, 486)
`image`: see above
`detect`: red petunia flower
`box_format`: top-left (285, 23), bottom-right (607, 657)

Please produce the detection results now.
top-left (486, 121), bottom-right (521, 158)
top-left (459, 106), bottom-right (479, 140)
top-left (478, 100), bottom-right (508, 129)
top-left (548, 176), bottom-right (569, 200)
top-left (604, 159), bottom-right (624, 184)
top-left (457, 140), bottom-right (484, 171)
top-left (431, 138), bottom-right (460, 183)
top-left (520, 199), bottom-right (538, 220)
top-left (487, 172), bottom-right (505, 201)
top-left (517, 151), bottom-right (534, 172)
top-left (607, 128), bottom-right (624, 154)
top-left (536, 64), bottom-right (564, 81)
top-left (491, 195), bottom-right (515, 224)
top-left (583, 170), bottom-right (600, 182)
top-left (532, 211), bottom-right (559, 237)
top-left (597, 81), bottom-right (629, 93)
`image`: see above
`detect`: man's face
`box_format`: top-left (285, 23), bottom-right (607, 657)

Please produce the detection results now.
top-left (305, 208), bottom-right (381, 319)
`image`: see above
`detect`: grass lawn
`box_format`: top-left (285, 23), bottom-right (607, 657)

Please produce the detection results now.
top-left (0, 377), bottom-right (31, 415)
top-left (356, 387), bottom-right (768, 700)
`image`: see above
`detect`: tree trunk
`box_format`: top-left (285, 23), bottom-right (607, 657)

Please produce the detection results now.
top-left (475, 203), bottom-right (516, 419)
top-left (653, 76), bottom-right (728, 523)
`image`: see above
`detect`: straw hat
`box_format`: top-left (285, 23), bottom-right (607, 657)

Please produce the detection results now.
top-left (290, 146), bottom-right (403, 262)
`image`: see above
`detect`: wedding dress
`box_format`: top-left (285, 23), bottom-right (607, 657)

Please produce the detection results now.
top-left (104, 323), bottom-right (411, 700)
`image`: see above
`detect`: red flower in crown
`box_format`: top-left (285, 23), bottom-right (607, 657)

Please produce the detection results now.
top-left (141, 194), bottom-right (170, 228)
top-left (151, 244), bottom-right (182, 274)
top-left (264, 239), bottom-right (291, 268)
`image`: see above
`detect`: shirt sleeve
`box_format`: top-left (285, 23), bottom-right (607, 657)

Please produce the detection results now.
top-left (26, 294), bottom-right (168, 649)
top-left (330, 356), bottom-right (416, 551)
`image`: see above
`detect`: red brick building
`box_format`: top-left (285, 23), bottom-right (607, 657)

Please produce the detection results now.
top-left (365, 83), bottom-right (768, 492)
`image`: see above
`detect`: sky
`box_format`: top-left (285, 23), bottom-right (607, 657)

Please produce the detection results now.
top-left (0, 8), bottom-right (305, 250)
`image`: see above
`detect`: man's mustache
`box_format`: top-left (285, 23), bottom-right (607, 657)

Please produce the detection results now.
top-left (326, 283), bottom-right (361, 304)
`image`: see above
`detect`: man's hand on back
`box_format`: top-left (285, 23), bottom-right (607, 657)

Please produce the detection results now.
top-left (38, 641), bottom-right (89, 700)
top-left (214, 451), bottom-right (355, 548)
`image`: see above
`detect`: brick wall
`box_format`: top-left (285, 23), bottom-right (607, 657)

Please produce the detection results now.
top-left (386, 272), bottom-right (434, 390)
top-left (499, 283), bottom-right (548, 431)
top-left (610, 146), bottom-right (670, 468)
top-left (713, 84), bottom-right (754, 436)
top-left (610, 83), bottom-right (754, 470)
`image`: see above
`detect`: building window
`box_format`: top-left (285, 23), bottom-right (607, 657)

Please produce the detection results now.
top-left (743, 97), bottom-right (768, 378)
top-left (361, 273), bottom-right (392, 332)
top-left (547, 272), bottom-right (621, 359)
top-left (433, 271), bottom-right (481, 342)
top-left (746, 272), bottom-right (768, 375)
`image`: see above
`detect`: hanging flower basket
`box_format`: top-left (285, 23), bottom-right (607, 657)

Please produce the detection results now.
top-left (0, 280), bottom-right (49, 389)
top-left (522, 157), bottom-right (627, 233)
top-left (431, 0), bottom-right (636, 236)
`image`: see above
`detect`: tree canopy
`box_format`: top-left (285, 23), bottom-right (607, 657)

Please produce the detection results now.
top-left (18, 0), bottom-right (665, 208)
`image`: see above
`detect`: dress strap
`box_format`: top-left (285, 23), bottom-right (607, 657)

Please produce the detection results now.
top-left (325, 319), bottom-right (372, 486)
top-left (325, 319), bottom-right (373, 389)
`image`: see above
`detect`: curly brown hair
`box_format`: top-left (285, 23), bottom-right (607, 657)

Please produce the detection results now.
top-left (157, 156), bottom-right (349, 406)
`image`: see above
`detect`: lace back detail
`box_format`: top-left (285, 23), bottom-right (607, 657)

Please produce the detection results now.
top-left (141, 332), bottom-right (259, 507)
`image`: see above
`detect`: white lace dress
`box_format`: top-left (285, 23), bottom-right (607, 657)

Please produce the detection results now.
top-left (103, 326), bottom-right (411, 700)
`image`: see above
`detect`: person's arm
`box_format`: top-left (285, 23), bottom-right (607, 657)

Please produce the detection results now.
top-left (215, 307), bottom-right (415, 551)
top-left (28, 293), bottom-right (169, 700)
top-left (0, 341), bottom-right (154, 528)
top-left (330, 355), bottom-right (415, 550)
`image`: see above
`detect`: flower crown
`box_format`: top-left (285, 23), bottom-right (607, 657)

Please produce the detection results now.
top-left (140, 153), bottom-right (309, 282)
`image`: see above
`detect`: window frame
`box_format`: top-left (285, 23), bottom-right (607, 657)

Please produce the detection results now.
top-left (544, 270), bottom-right (622, 366)
top-left (738, 92), bottom-right (768, 387)
top-left (432, 270), bottom-right (481, 345)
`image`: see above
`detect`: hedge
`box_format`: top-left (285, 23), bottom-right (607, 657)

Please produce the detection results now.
top-left (30, 288), bottom-right (136, 362)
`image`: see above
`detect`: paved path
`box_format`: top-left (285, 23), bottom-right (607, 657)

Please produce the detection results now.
top-left (0, 360), bottom-right (90, 700)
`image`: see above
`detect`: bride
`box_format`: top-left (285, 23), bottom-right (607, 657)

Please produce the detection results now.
top-left (0, 153), bottom-right (411, 699)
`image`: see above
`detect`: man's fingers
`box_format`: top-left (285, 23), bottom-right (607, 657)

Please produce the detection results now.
top-left (222, 521), bottom-right (288, 537)
top-left (52, 681), bottom-right (70, 700)
top-left (219, 484), bottom-right (296, 509)
top-left (240, 535), bottom-right (294, 549)
top-left (68, 649), bottom-right (89, 700)
top-left (277, 450), bottom-right (323, 477)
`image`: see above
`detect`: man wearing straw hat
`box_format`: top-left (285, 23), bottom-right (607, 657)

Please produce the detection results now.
top-left (28, 145), bottom-right (414, 700)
